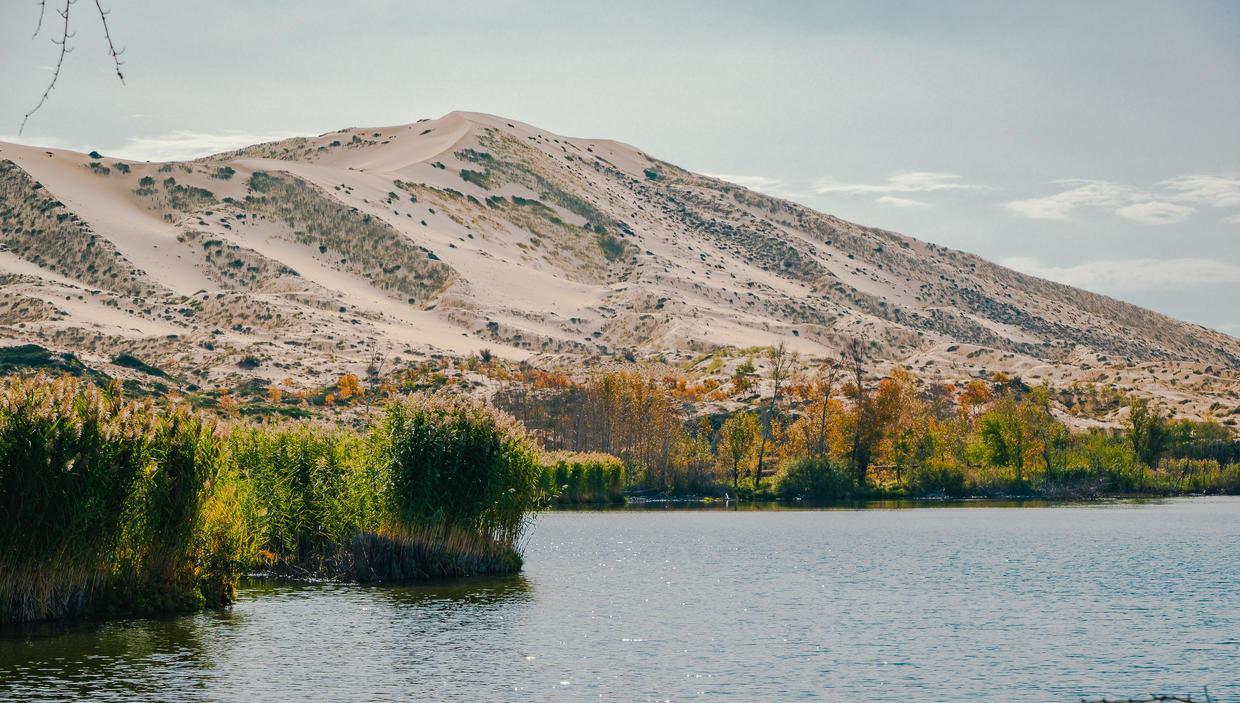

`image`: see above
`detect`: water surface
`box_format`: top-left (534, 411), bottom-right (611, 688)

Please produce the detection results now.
top-left (2, 498), bottom-right (1237, 701)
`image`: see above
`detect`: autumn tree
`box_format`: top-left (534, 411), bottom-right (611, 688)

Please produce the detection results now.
top-left (977, 392), bottom-right (1027, 483)
top-left (842, 337), bottom-right (875, 486)
top-left (718, 412), bottom-right (759, 493)
top-left (753, 343), bottom-right (794, 490)
top-left (1021, 386), bottom-right (1069, 475)
top-left (337, 373), bottom-right (362, 403)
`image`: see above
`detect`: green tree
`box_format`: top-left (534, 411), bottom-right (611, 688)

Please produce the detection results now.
top-left (1125, 397), bottom-right (1169, 467)
top-left (717, 413), bottom-right (758, 494)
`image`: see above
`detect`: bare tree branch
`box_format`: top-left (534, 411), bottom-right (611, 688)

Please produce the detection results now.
top-left (94, 0), bottom-right (125, 84)
top-left (19, 0), bottom-right (125, 135)
top-left (32, 0), bottom-right (47, 39)
top-left (20, 0), bottom-right (74, 135)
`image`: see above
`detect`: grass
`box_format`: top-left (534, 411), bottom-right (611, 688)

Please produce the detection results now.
top-left (0, 376), bottom-right (546, 623)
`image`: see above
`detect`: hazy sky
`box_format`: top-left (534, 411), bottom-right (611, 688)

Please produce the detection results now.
top-left (3, 0), bottom-right (1238, 334)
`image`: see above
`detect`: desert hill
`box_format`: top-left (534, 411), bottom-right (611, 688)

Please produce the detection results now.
top-left (0, 111), bottom-right (1237, 426)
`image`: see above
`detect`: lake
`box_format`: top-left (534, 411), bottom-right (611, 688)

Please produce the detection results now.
top-left (1, 498), bottom-right (1236, 702)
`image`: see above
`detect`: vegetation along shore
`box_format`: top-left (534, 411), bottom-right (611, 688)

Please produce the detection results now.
top-left (2, 338), bottom-right (1237, 624)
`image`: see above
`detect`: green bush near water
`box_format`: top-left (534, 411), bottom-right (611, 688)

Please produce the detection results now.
top-left (774, 456), bottom-right (855, 500)
top-left (540, 452), bottom-right (625, 504)
top-left (0, 376), bottom-right (546, 623)
top-left (0, 376), bottom-right (244, 623)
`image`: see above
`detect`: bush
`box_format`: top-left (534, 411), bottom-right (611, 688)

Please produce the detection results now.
top-left (905, 463), bottom-right (968, 497)
top-left (774, 456), bottom-right (853, 500)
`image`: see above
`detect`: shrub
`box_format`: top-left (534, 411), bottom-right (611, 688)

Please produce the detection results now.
top-left (905, 462), bottom-right (968, 497)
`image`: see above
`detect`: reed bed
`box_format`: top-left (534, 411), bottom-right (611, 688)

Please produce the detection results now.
top-left (540, 452), bottom-right (626, 504)
top-left (0, 376), bottom-right (545, 623)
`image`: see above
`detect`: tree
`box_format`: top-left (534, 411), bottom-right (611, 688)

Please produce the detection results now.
top-left (337, 373), bottom-right (362, 402)
top-left (843, 337), bottom-right (875, 487)
top-left (1021, 386), bottom-right (1068, 476)
top-left (753, 343), bottom-right (794, 490)
top-left (977, 392), bottom-right (1026, 482)
top-left (1126, 397), bottom-right (1169, 467)
top-left (813, 359), bottom-right (838, 457)
top-left (718, 413), bottom-right (758, 493)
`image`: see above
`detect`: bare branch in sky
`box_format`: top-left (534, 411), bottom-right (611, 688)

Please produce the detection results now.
top-left (19, 0), bottom-right (126, 135)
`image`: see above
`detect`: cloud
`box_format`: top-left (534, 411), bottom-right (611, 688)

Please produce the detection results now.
top-left (813, 171), bottom-right (981, 195)
top-left (2, 129), bottom-right (291, 162)
top-left (0, 133), bottom-right (91, 153)
top-left (1227, 213), bottom-right (1240, 225)
top-left (1003, 179), bottom-right (1133, 220)
top-left (1114, 201), bottom-right (1194, 225)
top-left (112, 130), bottom-right (287, 161)
top-left (1005, 173), bottom-right (1240, 224)
top-left (701, 172), bottom-right (789, 194)
top-left (1160, 174), bottom-right (1240, 208)
top-left (1001, 256), bottom-right (1240, 292)
top-left (875, 195), bottom-right (930, 208)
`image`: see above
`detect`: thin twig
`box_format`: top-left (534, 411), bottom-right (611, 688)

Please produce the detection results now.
top-left (20, 0), bottom-right (74, 135)
top-left (32, 0), bottom-right (47, 39)
top-left (93, 0), bottom-right (124, 84)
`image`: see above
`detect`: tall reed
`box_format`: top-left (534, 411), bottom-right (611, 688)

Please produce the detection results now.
top-left (1, 378), bottom-right (548, 623)
top-left (0, 376), bottom-right (236, 622)
top-left (541, 452), bottom-right (626, 504)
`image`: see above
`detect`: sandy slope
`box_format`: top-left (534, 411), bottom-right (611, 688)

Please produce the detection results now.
top-left (0, 112), bottom-right (1237, 425)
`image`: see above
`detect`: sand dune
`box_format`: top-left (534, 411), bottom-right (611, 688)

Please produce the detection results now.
top-left (0, 112), bottom-right (1236, 422)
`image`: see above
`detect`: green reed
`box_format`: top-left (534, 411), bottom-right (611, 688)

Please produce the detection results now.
top-left (541, 452), bottom-right (626, 504)
top-left (0, 377), bottom-right (547, 623)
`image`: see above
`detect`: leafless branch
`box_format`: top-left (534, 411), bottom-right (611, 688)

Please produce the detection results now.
top-left (94, 0), bottom-right (125, 84)
top-left (32, 0), bottom-right (47, 39)
top-left (20, 0), bottom-right (74, 135)
top-left (19, 0), bottom-right (125, 135)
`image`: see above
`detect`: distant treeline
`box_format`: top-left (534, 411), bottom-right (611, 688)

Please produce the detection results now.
top-left (495, 345), bottom-right (1240, 500)
top-left (0, 376), bottom-right (544, 623)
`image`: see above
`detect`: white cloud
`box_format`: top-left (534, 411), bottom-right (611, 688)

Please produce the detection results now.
top-left (813, 171), bottom-right (981, 195)
top-left (112, 130), bottom-right (287, 161)
top-left (1160, 174), bottom-right (1240, 208)
top-left (1227, 213), bottom-right (1240, 225)
top-left (1001, 256), bottom-right (1240, 292)
top-left (1006, 173), bottom-right (1240, 224)
top-left (0, 133), bottom-right (91, 153)
top-left (702, 172), bottom-right (787, 193)
top-left (1003, 179), bottom-right (1133, 220)
top-left (1114, 200), bottom-right (1194, 225)
top-left (699, 171), bottom-right (812, 199)
top-left (875, 195), bottom-right (930, 208)
top-left (2, 129), bottom-right (290, 162)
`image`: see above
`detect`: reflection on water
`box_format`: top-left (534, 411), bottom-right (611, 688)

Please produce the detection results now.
top-left (1, 498), bottom-right (1237, 702)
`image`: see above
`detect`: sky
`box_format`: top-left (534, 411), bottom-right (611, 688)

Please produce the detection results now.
top-left (2, 0), bottom-right (1238, 334)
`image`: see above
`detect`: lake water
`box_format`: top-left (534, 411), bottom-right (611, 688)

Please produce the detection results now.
top-left (1, 498), bottom-right (1237, 702)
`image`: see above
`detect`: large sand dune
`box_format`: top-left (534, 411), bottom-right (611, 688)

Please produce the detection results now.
top-left (1, 111), bottom-right (1237, 422)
